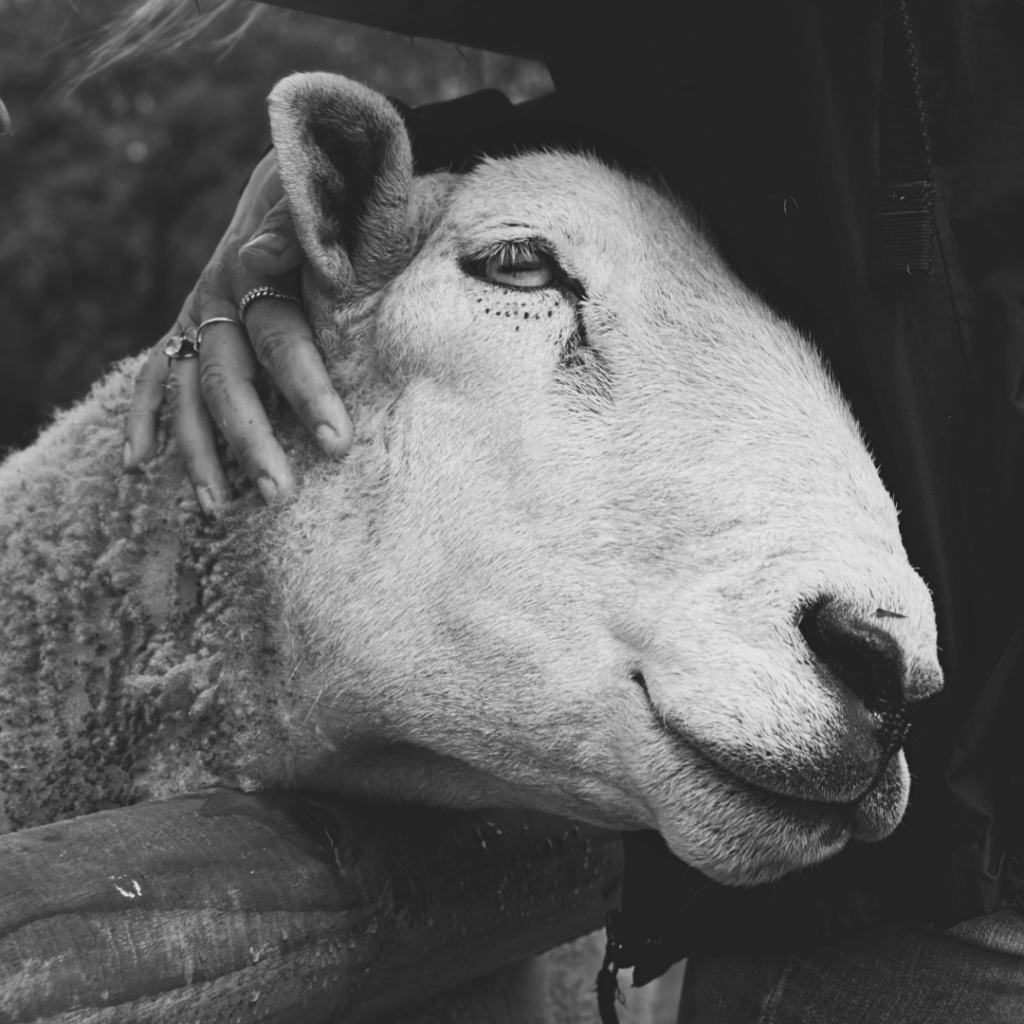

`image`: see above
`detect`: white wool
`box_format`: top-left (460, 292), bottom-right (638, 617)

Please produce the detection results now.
top-left (1, 72), bottom-right (942, 1022)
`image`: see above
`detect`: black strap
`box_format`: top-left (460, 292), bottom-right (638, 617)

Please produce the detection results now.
top-left (869, 0), bottom-right (936, 285)
top-left (596, 911), bottom-right (626, 1024)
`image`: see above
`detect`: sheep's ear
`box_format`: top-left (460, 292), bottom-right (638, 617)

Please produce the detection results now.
top-left (268, 73), bottom-right (413, 298)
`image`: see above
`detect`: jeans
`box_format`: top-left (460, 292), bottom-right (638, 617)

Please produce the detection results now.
top-left (677, 909), bottom-right (1024, 1023)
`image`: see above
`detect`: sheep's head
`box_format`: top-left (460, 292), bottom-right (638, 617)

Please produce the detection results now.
top-left (266, 74), bottom-right (942, 886)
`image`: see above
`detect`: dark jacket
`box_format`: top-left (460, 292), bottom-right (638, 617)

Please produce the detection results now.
top-left (281, 0), bottom-right (1024, 982)
top-left (532, 0), bottom-right (1024, 981)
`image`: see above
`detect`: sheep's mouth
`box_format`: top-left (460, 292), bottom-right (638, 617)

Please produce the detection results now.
top-left (645, 702), bottom-right (906, 855)
top-left (689, 732), bottom-right (904, 842)
top-left (683, 733), bottom-right (852, 836)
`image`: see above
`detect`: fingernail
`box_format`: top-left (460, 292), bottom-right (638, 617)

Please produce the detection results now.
top-left (316, 423), bottom-right (346, 458)
top-left (123, 441), bottom-right (133, 469)
top-left (243, 232), bottom-right (288, 256)
top-left (257, 475), bottom-right (278, 504)
top-left (197, 486), bottom-right (222, 518)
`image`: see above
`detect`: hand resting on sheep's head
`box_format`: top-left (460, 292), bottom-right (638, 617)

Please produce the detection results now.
top-left (123, 149), bottom-right (352, 511)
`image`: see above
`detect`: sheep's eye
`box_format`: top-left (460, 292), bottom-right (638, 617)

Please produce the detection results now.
top-left (483, 246), bottom-right (553, 289)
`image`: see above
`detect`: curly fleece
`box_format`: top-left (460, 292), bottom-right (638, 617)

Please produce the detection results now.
top-left (0, 360), bottom-right (302, 833)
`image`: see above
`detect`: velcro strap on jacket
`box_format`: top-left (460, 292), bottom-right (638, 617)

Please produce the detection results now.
top-left (870, 0), bottom-right (936, 285)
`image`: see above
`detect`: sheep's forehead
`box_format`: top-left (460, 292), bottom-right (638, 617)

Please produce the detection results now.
top-left (444, 152), bottom-right (685, 265)
top-left (404, 150), bottom-right (899, 541)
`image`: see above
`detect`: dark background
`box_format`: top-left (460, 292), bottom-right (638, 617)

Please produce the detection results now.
top-left (0, 0), bottom-right (551, 453)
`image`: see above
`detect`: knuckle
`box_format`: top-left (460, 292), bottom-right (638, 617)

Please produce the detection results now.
top-left (292, 394), bottom-right (320, 425)
top-left (141, 345), bottom-right (169, 378)
top-left (263, 203), bottom-right (296, 236)
top-left (134, 362), bottom-right (168, 407)
top-left (231, 433), bottom-right (264, 473)
top-left (194, 266), bottom-right (220, 297)
top-left (180, 290), bottom-right (201, 323)
top-left (127, 392), bottom-right (153, 426)
top-left (163, 370), bottom-right (187, 414)
top-left (184, 448), bottom-right (221, 487)
top-left (198, 360), bottom-right (234, 404)
top-left (251, 323), bottom-right (296, 375)
top-left (181, 448), bottom-right (210, 482)
top-left (196, 265), bottom-right (237, 308)
top-left (293, 385), bottom-right (337, 427)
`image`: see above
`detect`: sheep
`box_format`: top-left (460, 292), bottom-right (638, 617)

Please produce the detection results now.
top-left (0, 73), bottom-right (942, 1022)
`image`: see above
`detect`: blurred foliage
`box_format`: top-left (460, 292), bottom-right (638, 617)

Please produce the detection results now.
top-left (0, 0), bottom-right (552, 452)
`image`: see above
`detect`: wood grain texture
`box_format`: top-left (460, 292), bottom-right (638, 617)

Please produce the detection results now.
top-left (0, 790), bottom-right (622, 1023)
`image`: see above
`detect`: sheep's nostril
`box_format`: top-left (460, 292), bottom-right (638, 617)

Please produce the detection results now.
top-left (799, 597), bottom-right (910, 759)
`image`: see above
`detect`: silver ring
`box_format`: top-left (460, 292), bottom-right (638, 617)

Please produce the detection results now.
top-left (164, 317), bottom-right (242, 360)
top-left (238, 286), bottom-right (302, 323)
top-left (195, 316), bottom-right (243, 345)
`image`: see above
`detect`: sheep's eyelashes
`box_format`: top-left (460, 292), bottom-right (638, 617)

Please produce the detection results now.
top-left (483, 248), bottom-right (553, 289)
top-left (461, 240), bottom-right (558, 291)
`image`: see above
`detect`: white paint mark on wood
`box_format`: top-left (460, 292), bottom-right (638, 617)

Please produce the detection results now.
top-left (109, 875), bottom-right (142, 898)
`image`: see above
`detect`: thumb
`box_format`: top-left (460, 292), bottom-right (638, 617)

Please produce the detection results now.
top-left (239, 198), bottom-right (303, 275)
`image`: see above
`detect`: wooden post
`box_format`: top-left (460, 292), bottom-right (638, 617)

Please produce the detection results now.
top-left (0, 790), bottom-right (622, 1023)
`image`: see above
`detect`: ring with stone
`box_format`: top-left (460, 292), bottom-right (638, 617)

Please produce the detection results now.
top-left (164, 318), bottom-right (241, 360)
top-left (164, 326), bottom-right (200, 360)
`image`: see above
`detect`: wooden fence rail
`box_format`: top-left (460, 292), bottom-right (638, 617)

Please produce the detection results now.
top-left (0, 789), bottom-right (622, 1023)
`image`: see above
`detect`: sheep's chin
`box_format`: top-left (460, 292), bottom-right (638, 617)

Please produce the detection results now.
top-left (848, 752), bottom-right (910, 842)
top-left (656, 744), bottom-right (910, 887)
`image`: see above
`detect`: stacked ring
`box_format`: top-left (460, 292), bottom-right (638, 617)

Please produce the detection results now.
top-left (238, 286), bottom-right (302, 323)
top-left (164, 317), bottom-right (243, 360)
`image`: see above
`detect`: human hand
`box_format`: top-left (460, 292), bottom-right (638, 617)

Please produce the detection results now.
top-left (123, 149), bottom-right (353, 512)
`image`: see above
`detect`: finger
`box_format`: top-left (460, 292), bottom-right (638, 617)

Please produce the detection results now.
top-left (245, 296), bottom-right (353, 459)
top-left (124, 343), bottom-right (171, 469)
top-left (239, 198), bottom-right (304, 277)
top-left (165, 355), bottom-right (232, 516)
top-left (197, 321), bottom-right (297, 503)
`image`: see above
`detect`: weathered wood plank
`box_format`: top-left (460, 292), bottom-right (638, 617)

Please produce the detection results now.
top-left (259, 1), bottom-right (542, 59)
top-left (0, 790), bottom-right (622, 1023)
